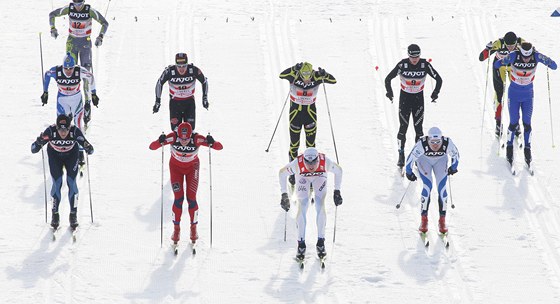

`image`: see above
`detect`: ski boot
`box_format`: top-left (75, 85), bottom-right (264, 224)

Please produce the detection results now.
top-left (296, 240), bottom-right (306, 260)
top-left (419, 215), bottom-right (428, 233)
top-left (171, 224), bottom-right (180, 243)
top-left (190, 224), bottom-right (198, 243)
top-left (524, 148), bottom-right (532, 166)
top-left (69, 212), bottom-right (79, 229)
top-left (506, 145), bottom-right (514, 165)
top-left (495, 120), bottom-right (502, 139)
top-left (438, 216), bottom-right (448, 234)
top-left (397, 149), bottom-right (405, 168)
top-left (288, 175), bottom-right (295, 186)
top-left (316, 238), bottom-right (326, 259)
top-left (51, 211), bottom-right (60, 229)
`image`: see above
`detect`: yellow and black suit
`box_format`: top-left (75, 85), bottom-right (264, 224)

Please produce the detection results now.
top-left (279, 64), bottom-right (336, 162)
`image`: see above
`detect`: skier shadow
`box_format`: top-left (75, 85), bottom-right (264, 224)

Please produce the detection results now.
top-left (134, 180), bottom-right (172, 234)
top-left (5, 227), bottom-right (74, 288)
top-left (124, 248), bottom-right (198, 303)
top-left (397, 241), bottom-right (450, 283)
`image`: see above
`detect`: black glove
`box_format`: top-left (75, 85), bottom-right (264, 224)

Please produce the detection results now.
top-left (84, 142), bottom-right (94, 155)
top-left (35, 134), bottom-right (48, 146)
top-left (280, 193), bottom-right (290, 211)
top-left (294, 62), bottom-right (303, 71)
top-left (206, 134), bottom-right (215, 146)
top-left (94, 34), bottom-right (103, 47)
top-left (430, 91), bottom-right (439, 102)
top-left (158, 134), bottom-right (166, 144)
top-left (50, 27), bottom-right (58, 39)
top-left (448, 167), bottom-right (458, 175)
top-left (153, 98), bottom-right (161, 113)
top-left (333, 190), bottom-right (343, 206)
top-left (386, 91), bottom-right (393, 102)
top-left (91, 93), bottom-right (99, 107)
top-left (41, 92), bottom-right (48, 105)
top-left (84, 102), bottom-right (91, 124)
top-left (406, 172), bottom-right (417, 181)
top-left (318, 67), bottom-right (326, 77)
top-left (202, 95), bottom-right (209, 109)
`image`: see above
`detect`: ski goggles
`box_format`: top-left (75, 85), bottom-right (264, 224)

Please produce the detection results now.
top-left (176, 63), bottom-right (188, 68)
top-left (429, 139), bottom-right (442, 145)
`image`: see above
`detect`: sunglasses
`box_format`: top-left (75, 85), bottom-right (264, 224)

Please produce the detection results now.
top-left (177, 64), bottom-right (188, 68)
top-left (429, 139), bottom-right (442, 145)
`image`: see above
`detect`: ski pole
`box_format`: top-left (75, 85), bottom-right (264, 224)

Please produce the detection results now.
top-left (480, 55), bottom-right (491, 138)
top-left (448, 176), bottom-right (455, 209)
top-left (283, 211), bottom-right (287, 242)
top-left (265, 91), bottom-right (290, 152)
top-left (547, 68), bottom-right (555, 148)
top-left (86, 153), bottom-right (94, 222)
top-left (41, 148), bottom-right (48, 223)
top-left (322, 82), bottom-right (340, 164)
top-left (104, 0), bottom-right (111, 17)
top-left (395, 182), bottom-right (413, 209)
top-left (39, 32), bottom-right (46, 107)
top-left (208, 133), bottom-right (213, 248)
top-left (160, 137), bottom-right (164, 248)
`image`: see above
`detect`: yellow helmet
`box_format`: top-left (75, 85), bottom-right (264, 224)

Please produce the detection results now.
top-left (300, 62), bottom-right (313, 80)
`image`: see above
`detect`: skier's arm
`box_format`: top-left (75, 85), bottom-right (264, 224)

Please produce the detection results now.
top-left (155, 67), bottom-right (172, 99)
top-left (194, 66), bottom-right (209, 98)
top-left (43, 67), bottom-right (57, 92)
top-left (404, 141), bottom-right (423, 175)
top-left (31, 127), bottom-right (52, 153)
top-left (279, 67), bottom-right (297, 82)
top-left (48, 6), bottom-right (70, 28)
top-left (536, 52), bottom-right (558, 70)
top-left (279, 160), bottom-right (298, 194)
top-left (74, 127), bottom-right (94, 154)
top-left (447, 138), bottom-right (460, 171)
top-left (317, 71), bottom-right (337, 84)
top-left (149, 132), bottom-right (175, 150)
top-left (494, 52), bottom-right (515, 69)
top-left (79, 66), bottom-right (96, 93)
top-left (384, 63), bottom-right (400, 96)
top-left (90, 8), bottom-right (109, 36)
top-left (194, 133), bottom-right (223, 150)
top-left (325, 157), bottom-right (343, 190)
top-left (479, 39), bottom-right (499, 61)
top-left (427, 62), bottom-right (443, 95)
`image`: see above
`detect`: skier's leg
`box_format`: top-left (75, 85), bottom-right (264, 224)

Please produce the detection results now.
top-left (313, 178), bottom-right (327, 239)
top-left (79, 38), bottom-right (92, 71)
top-left (397, 93), bottom-right (412, 150)
top-left (65, 36), bottom-right (79, 63)
top-left (433, 159), bottom-right (448, 217)
top-left (304, 104), bottom-right (317, 148)
top-left (185, 160), bottom-right (200, 242)
top-left (169, 99), bottom-right (181, 131)
top-left (288, 103), bottom-right (302, 162)
top-left (65, 149), bottom-right (80, 213)
top-left (47, 149), bottom-right (64, 213)
top-left (411, 93), bottom-right (425, 143)
top-left (493, 65), bottom-right (506, 123)
top-left (184, 98), bottom-right (196, 130)
top-left (295, 176), bottom-right (311, 242)
top-left (416, 159), bottom-right (433, 216)
top-left (169, 164), bottom-right (185, 225)
top-left (507, 93), bottom-right (521, 147)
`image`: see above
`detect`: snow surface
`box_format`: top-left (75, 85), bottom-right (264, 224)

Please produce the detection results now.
top-left (1, 0), bottom-right (560, 303)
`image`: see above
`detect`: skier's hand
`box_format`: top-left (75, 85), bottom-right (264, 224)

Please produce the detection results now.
top-left (430, 91), bottom-right (439, 102)
top-left (35, 133), bottom-right (48, 146)
top-left (294, 62), bottom-right (303, 71)
top-left (333, 190), bottom-right (343, 206)
top-left (318, 67), bottom-right (326, 77)
top-left (202, 95), bottom-right (209, 109)
top-left (406, 171), bottom-right (417, 181)
top-left (158, 134), bottom-right (167, 145)
top-left (153, 98), bottom-right (161, 113)
top-left (41, 92), bottom-right (48, 105)
top-left (50, 27), bottom-right (58, 39)
top-left (485, 41), bottom-right (493, 50)
top-left (386, 91), bottom-right (393, 102)
top-left (539, 54), bottom-right (552, 66)
top-left (91, 92), bottom-right (99, 107)
top-left (84, 142), bottom-right (94, 155)
top-left (94, 34), bottom-right (103, 47)
top-left (280, 193), bottom-right (290, 211)
top-left (206, 134), bottom-right (215, 146)
top-left (447, 167), bottom-right (458, 175)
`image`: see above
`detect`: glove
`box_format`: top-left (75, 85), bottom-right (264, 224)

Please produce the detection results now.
top-left (485, 41), bottom-right (493, 50)
top-left (294, 62), bottom-right (303, 71)
top-left (448, 167), bottom-right (458, 175)
top-left (202, 95), bottom-right (209, 109)
top-left (153, 98), bottom-right (161, 113)
top-left (84, 142), bottom-right (94, 155)
top-left (35, 134), bottom-right (48, 146)
top-left (41, 92), bottom-right (48, 105)
top-left (406, 172), bottom-right (417, 181)
top-left (84, 102), bottom-right (91, 124)
top-left (91, 92), bottom-right (99, 107)
top-left (50, 27), bottom-right (58, 39)
top-left (386, 91), bottom-right (393, 102)
top-left (94, 34), bottom-right (103, 47)
top-left (333, 190), bottom-right (343, 206)
top-left (430, 91), bottom-right (439, 102)
top-left (318, 67), bottom-right (326, 77)
top-left (280, 193), bottom-right (290, 211)
top-left (206, 134), bottom-right (215, 146)
top-left (158, 134), bottom-right (167, 144)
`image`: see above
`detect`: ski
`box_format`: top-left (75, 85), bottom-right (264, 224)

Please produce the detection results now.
top-left (318, 255), bottom-right (326, 269)
top-left (295, 256), bottom-right (305, 270)
top-left (71, 227), bottom-right (78, 243)
top-left (419, 232), bottom-right (429, 248)
top-left (439, 233), bottom-right (450, 249)
top-left (172, 242), bottom-right (179, 256)
top-left (51, 226), bottom-right (60, 241)
top-left (507, 160), bottom-right (516, 175)
top-left (191, 241), bottom-right (197, 255)
top-left (525, 163), bottom-right (534, 176)
top-left (397, 166), bottom-right (404, 177)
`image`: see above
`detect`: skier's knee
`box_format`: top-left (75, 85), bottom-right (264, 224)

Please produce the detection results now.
top-left (523, 123), bottom-right (531, 133)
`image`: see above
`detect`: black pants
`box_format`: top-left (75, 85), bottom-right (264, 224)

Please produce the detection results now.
top-left (492, 59), bottom-right (507, 121)
top-left (288, 102), bottom-right (317, 161)
top-left (48, 146), bottom-right (80, 213)
top-left (169, 97), bottom-right (196, 131)
top-left (397, 91), bottom-right (424, 150)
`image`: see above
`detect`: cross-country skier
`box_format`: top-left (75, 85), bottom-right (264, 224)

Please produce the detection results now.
top-left (49, 0), bottom-right (108, 124)
top-left (31, 114), bottom-right (94, 229)
top-left (404, 127), bottom-right (459, 234)
top-left (149, 122), bottom-right (222, 245)
top-left (42, 52), bottom-right (98, 169)
top-left (153, 53), bottom-right (209, 131)
top-left (279, 62), bottom-right (337, 186)
top-left (385, 44), bottom-right (443, 170)
top-left (494, 42), bottom-right (557, 167)
top-left (479, 31), bottom-right (525, 138)
top-left (278, 147), bottom-right (343, 260)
